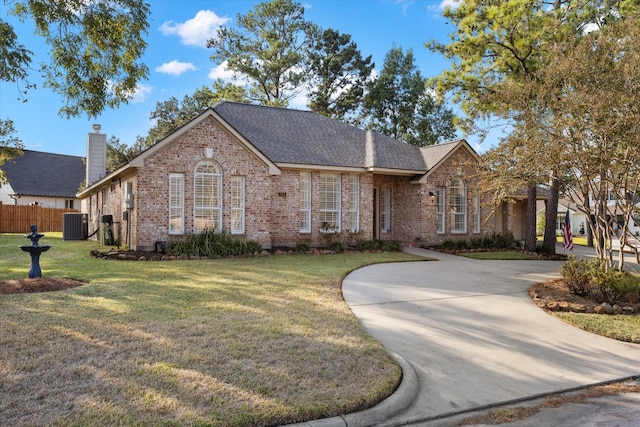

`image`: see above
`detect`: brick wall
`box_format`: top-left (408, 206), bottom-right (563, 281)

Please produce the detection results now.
top-left (417, 146), bottom-right (497, 246)
top-left (133, 117), bottom-right (273, 250)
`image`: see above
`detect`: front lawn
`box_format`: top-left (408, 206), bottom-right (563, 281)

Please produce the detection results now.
top-left (458, 251), bottom-right (540, 260)
top-left (554, 313), bottom-right (640, 343)
top-left (0, 233), bottom-right (423, 426)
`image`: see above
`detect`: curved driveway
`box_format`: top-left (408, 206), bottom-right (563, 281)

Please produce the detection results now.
top-left (342, 247), bottom-right (640, 425)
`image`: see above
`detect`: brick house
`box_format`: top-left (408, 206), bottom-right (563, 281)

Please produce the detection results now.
top-left (77, 102), bottom-right (512, 250)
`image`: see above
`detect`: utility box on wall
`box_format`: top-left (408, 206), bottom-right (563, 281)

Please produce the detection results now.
top-left (124, 182), bottom-right (134, 209)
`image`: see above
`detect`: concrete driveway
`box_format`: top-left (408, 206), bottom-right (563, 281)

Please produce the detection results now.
top-left (342, 247), bottom-right (640, 426)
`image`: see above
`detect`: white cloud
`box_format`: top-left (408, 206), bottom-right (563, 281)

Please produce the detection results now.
top-left (395, 0), bottom-right (414, 14)
top-left (129, 83), bottom-right (153, 103)
top-left (429, 0), bottom-right (460, 12)
top-left (208, 61), bottom-right (235, 81)
top-left (155, 60), bottom-right (196, 76)
top-left (289, 89), bottom-right (309, 110)
top-left (159, 10), bottom-right (229, 47)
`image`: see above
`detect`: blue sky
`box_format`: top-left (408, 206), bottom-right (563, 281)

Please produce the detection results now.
top-left (1, 0), bottom-right (481, 158)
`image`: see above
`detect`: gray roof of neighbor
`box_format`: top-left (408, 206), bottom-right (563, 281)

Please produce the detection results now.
top-left (213, 102), bottom-right (427, 171)
top-left (2, 150), bottom-right (85, 198)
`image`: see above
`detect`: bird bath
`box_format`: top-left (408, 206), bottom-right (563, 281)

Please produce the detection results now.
top-left (20, 224), bottom-right (51, 278)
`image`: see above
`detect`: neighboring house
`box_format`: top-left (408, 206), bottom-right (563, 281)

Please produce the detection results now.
top-left (78, 102), bottom-right (517, 250)
top-left (539, 193), bottom-right (640, 242)
top-left (0, 150), bottom-right (85, 209)
top-left (550, 204), bottom-right (587, 237)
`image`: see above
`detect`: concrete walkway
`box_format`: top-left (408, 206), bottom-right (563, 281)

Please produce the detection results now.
top-left (339, 246), bottom-right (640, 426)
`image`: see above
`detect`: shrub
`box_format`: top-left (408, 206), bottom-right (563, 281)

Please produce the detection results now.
top-left (356, 239), bottom-right (380, 251)
top-left (382, 240), bottom-right (402, 252)
top-left (488, 233), bottom-right (514, 249)
top-left (344, 229), bottom-right (365, 248)
top-left (326, 240), bottom-right (345, 253)
top-left (168, 228), bottom-right (262, 258)
top-left (589, 268), bottom-right (623, 303)
top-left (453, 239), bottom-right (468, 251)
top-left (319, 223), bottom-right (341, 247)
top-left (559, 256), bottom-right (594, 296)
top-left (294, 242), bottom-right (310, 254)
top-left (468, 237), bottom-right (484, 249)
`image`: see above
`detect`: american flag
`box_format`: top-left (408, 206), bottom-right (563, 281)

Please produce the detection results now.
top-left (561, 210), bottom-right (573, 251)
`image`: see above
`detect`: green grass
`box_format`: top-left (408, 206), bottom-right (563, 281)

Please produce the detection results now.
top-left (458, 251), bottom-right (540, 260)
top-left (554, 312), bottom-right (640, 343)
top-left (0, 233), bottom-right (425, 426)
top-left (543, 235), bottom-right (588, 246)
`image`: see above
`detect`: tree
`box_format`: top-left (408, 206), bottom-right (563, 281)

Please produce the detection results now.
top-left (530, 13), bottom-right (640, 269)
top-left (364, 46), bottom-right (456, 147)
top-left (106, 136), bottom-right (133, 174)
top-left (3, 0), bottom-right (150, 118)
top-left (428, 0), bottom-right (584, 252)
top-left (135, 82), bottom-right (248, 151)
top-left (207, 0), bottom-right (317, 107)
top-left (107, 82), bottom-right (249, 170)
top-left (0, 118), bottom-right (23, 184)
top-left (306, 28), bottom-right (374, 122)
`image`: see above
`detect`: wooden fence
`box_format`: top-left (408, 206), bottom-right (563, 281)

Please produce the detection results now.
top-left (0, 204), bottom-right (79, 233)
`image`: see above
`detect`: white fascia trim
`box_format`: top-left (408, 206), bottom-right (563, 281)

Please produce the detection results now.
top-left (76, 165), bottom-right (136, 198)
top-left (366, 167), bottom-right (426, 176)
top-left (278, 163), bottom-right (367, 173)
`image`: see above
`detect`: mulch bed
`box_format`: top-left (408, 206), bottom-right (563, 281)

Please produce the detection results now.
top-left (0, 277), bottom-right (86, 294)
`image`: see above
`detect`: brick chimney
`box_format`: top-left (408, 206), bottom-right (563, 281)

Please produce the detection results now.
top-left (86, 124), bottom-right (106, 186)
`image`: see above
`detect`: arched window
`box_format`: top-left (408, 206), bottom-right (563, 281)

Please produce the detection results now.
top-left (194, 160), bottom-right (222, 232)
top-left (450, 178), bottom-right (466, 233)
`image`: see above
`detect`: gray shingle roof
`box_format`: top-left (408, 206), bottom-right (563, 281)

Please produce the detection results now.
top-left (2, 150), bottom-right (85, 197)
top-left (419, 139), bottom-right (467, 170)
top-left (213, 102), bottom-right (427, 171)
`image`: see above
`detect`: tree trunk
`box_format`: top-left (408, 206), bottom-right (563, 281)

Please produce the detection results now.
top-left (543, 175), bottom-right (559, 254)
top-left (525, 185), bottom-right (538, 252)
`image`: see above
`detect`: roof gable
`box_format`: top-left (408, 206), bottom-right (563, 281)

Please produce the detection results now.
top-left (415, 140), bottom-right (480, 183)
top-left (2, 150), bottom-right (85, 198)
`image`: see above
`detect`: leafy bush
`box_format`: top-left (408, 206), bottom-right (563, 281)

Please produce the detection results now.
top-left (382, 240), bottom-right (402, 252)
top-left (326, 240), bottom-right (345, 253)
top-left (319, 223), bottom-right (341, 247)
top-left (468, 237), bottom-right (484, 249)
top-left (559, 257), bottom-right (640, 303)
top-left (344, 229), bottom-right (365, 248)
top-left (440, 234), bottom-right (514, 252)
top-left (295, 242), bottom-right (310, 254)
top-left (168, 228), bottom-right (262, 258)
top-left (559, 256), bottom-right (594, 296)
top-left (487, 233), bottom-right (514, 249)
top-left (356, 239), bottom-right (380, 251)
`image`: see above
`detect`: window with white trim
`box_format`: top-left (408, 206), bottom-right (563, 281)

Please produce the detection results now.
top-left (450, 178), bottom-right (466, 233)
top-left (299, 172), bottom-right (311, 233)
top-left (169, 173), bottom-right (184, 234)
top-left (348, 175), bottom-right (359, 231)
top-left (437, 187), bottom-right (445, 233)
top-left (473, 194), bottom-right (481, 233)
top-left (231, 176), bottom-right (245, 234)
top-left (319, 173), bottom-right (341, 232)
top-left (380, 187), bottom-right (391, 233)
top-left (194, 160), bottom-right (222, 232)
